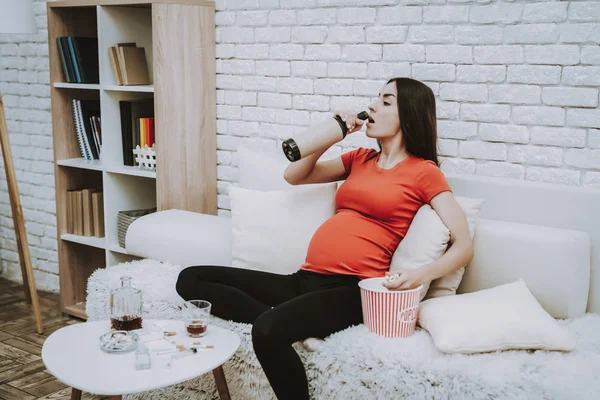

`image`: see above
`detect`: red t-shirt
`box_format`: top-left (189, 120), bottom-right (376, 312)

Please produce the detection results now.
top-left (300, 147), bottom-right (452, 280)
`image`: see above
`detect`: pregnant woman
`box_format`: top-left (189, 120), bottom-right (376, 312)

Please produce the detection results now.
top-left (175, 77), bottom-right (474, 400)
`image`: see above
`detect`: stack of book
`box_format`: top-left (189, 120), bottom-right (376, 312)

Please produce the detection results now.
top-left (108, 42), bottom-right (151, 86)
top-left (72, 99), bottom-right (101, 160)
top-left (67, 189), bottom-right (104, 238)
top-left (56, 36), bottom-right (99, 84)
top-left (120, 99), bottom-right (155, 166)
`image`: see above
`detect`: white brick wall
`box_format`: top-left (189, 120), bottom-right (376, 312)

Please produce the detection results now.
top-left (1, 0), bottom-right (600, 291)
top-left (0, 0), bottom-right (58, 291)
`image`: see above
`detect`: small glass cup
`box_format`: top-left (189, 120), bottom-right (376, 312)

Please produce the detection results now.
top-left (183, 300), bottom-right (211, 338)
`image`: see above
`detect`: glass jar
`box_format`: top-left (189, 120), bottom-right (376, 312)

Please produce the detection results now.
top-left (110, 276), bottom-right (143, 331)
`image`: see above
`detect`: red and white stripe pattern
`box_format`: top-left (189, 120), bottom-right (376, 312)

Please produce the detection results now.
top-left (360, 286), bottom-right (420, 338)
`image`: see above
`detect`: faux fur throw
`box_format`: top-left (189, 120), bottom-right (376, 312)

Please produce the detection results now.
top-left (86, 260), bottom-right (600, 400)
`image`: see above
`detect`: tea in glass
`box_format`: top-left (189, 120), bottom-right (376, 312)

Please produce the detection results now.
top-left (183, 300), bottom-right (211, 337)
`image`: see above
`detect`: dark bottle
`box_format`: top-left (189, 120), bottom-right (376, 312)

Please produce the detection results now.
top-left (282, 111), bottom-right (371, 162)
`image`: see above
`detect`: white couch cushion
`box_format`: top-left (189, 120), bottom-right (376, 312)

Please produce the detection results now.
top-left (238, 144), bottom-right (294, 191)
top-left (457, 218), bottom-right (591, 319)
top-left (418, 279), bottom-right (576, 354)
top-left (230, 183), bottom-right (337, 274)
top-left (126, 209), bottom-right (232, 267)
top-left (444, 173), bottom-right (599, 315)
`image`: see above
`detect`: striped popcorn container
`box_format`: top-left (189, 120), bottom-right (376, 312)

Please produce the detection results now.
top-left (359, 278), bottom-right (423, 338)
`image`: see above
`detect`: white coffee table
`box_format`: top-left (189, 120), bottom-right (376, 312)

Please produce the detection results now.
top-left (41, 319), bottom-right (240, 400)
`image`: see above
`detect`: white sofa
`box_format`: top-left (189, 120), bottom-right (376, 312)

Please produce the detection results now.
top-left (86, 146), bottom-right (600, 399)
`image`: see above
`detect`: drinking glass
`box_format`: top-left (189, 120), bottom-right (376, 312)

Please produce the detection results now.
top-left (183, 300), bottom-right (211, 337)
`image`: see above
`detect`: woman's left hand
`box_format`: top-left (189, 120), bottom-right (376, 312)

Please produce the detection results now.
top-left (382, 268), bottom-right (428, 291)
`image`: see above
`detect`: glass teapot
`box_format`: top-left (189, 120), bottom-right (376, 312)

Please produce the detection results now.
top-left (110, 276), bottom-right (143, 331)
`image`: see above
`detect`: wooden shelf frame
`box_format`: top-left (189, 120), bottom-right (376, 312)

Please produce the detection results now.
top-left (48, 0), bottom-right (216, 320)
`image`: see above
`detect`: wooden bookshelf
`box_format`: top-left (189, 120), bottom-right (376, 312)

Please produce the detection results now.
top-left (48, 0), bottom-right (216, 319)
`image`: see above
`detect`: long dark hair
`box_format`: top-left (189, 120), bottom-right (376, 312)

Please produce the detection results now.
top-left (377, 77), bottom-right (439, 166)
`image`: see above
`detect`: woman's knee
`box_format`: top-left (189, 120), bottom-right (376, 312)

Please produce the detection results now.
top-left (175, 265), bottom-right (226, 299)
top-left (252, 310), bottom-right (279, 347)
top-left (175, 266), bottom-right (201, 299)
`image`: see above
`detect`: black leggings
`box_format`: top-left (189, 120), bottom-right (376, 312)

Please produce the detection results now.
top-left (175, 266), bottom-right (363, 400)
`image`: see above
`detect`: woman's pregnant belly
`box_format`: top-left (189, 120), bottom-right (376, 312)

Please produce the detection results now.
top-left (300, 210), bottom-right (400, 279)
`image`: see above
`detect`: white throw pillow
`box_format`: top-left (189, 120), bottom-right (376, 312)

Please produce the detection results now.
top-left (237, 144), bottom-right (293, 191)
top-left (389, 205), bottom-right (450, 301)
top-left (417, 278), bottom-right (576, 354)
top-left (389, 196), bottom-right (484, 300)
top-left (229, 183), bottom-right (337, 275)
top-left (424, 196), bottom-right (484, 299)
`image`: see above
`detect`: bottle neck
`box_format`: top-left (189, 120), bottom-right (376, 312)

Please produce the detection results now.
top-left (120, 276), bottom-right (132, 288)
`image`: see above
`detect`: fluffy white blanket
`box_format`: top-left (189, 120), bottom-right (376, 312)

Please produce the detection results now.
top-left (86, 259), bottom-right (600, 400)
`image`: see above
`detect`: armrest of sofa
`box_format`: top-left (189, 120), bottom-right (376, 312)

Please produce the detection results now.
top-left (125, 209), bottom-right (232, 267)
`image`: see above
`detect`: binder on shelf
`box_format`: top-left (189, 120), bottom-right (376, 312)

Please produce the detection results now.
top-left (56, 36), bottom-right (99, 84)
top-left (57, 38), bottom-right (74, 83)
top-left (80, 99), bottom-right (101, 160)
top-left (71, 99), bottom-right (101, 160)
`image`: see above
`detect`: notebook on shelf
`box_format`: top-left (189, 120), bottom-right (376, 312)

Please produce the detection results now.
top-left (56, 36), bottom-right (99, 84)
top-left (71, 99), bottom-right (101, 160)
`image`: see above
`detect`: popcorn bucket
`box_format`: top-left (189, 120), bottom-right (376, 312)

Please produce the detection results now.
top-left (359, 278), bottom-right (423, 338)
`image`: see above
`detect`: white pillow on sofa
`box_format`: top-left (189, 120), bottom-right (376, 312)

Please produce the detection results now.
top-left (424, 196), bottom-right (485, 299)
top-left (237, 144), bottom-right (293, 191)
top-left (229, 183), bottom-right (337, 275)
top-left (389, 196), bottom-right (484, 301)
top-left (417, 278), bottom-right (576, 354)
top-left (389, 204), bottom-right (450, 301)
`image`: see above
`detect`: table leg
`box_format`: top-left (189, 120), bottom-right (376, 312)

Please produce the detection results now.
top-left (212, 365), bottom-right (231, 400)
top-left (70, 388), bottom-right (122, 400)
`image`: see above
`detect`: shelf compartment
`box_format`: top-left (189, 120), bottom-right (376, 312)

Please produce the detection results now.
top-left (47, 5), bottom-right (98, 87)
top-left (54, 82), bottom-right (101, 90)
top-left (103, 85), bottom-right (154, 93)
top-left (106, 164), bottom-right (156, 178)
top-left (61, 233), bottom-right (106, 249)
top-left (57, 158), bottom-right (103, 171)
top-left (100, 90), bottom-right (154, 167)
top-left (51, 89), bottom-right (101, 162)
top-left (59, 242), bottom-right (105, 320)
top-left (104, 173), bottom-right (156, 265)
top-left (98, 5), bottom-right (153, 88)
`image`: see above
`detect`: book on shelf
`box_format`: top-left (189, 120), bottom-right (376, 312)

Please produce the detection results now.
top-left (92, 192), bottom-right (105, 238)
top-left (108, 42), bottom-right (151, 86)
top-left (56, 36), bottom-right (99, 84)
top-left (119, 99), bottom-right (155, 166)
top-left (71, 99), bottom-right (101, 160)
top-left (67, 189), bottom-right (104, 238)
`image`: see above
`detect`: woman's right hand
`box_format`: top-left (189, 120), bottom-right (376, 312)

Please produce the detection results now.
top-left (334, 110), bottom-right (365, 135)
